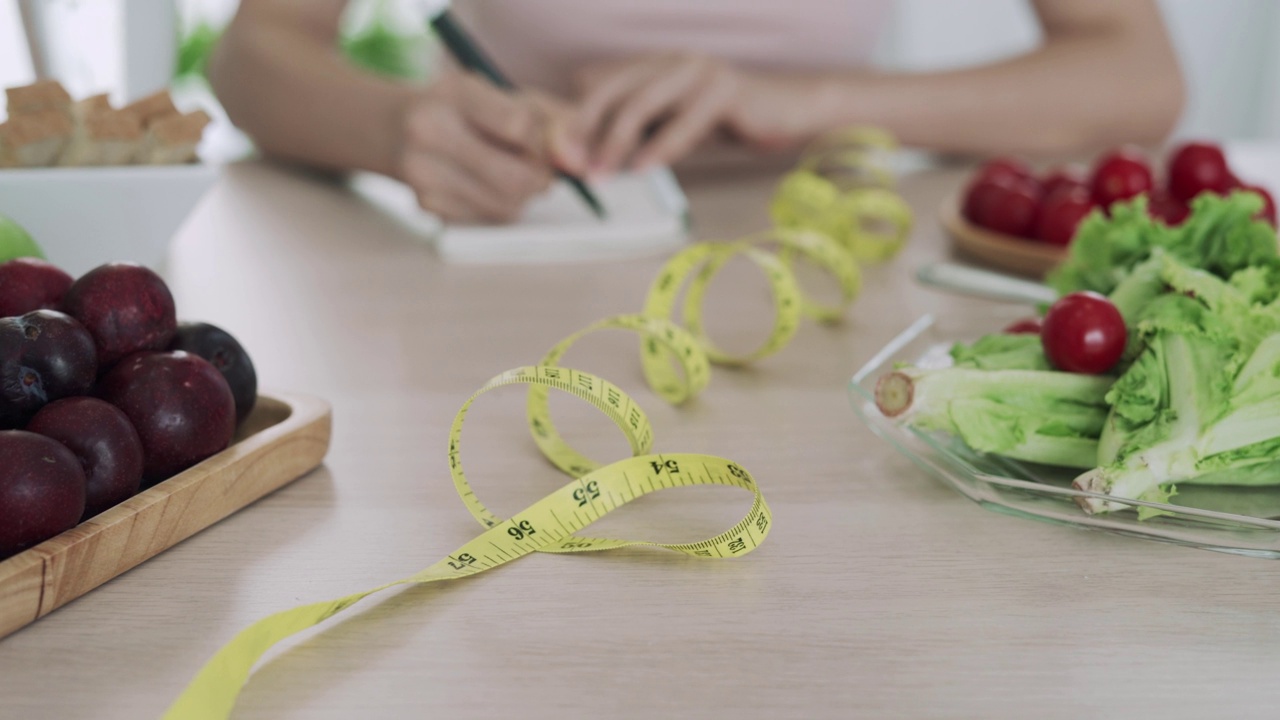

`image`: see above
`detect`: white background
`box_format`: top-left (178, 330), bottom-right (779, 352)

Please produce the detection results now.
top-left (0, 0), bottom-right (1275, 142)
top-left (874, 0), bottom-right (1280, 142)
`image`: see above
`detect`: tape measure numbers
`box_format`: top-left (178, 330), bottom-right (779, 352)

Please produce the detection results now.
top-left (164, 366), bottom-right (770, 720)
top-left (163, 126), bottom-right (915, 720)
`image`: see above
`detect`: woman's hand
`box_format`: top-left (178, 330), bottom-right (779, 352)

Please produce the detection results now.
top-left (399, 71), bottom-right (586, 223)
top-left (575, 53), bottom-right (823, 174)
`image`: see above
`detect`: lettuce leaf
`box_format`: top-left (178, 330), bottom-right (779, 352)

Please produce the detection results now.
top-left (1050, 191), bottom-right (1279, 300)
top-left (949, 333), bottom-right (1051, 371)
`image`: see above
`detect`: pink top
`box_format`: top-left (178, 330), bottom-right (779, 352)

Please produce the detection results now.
top-left (453, 1), bottom-right (894, 96)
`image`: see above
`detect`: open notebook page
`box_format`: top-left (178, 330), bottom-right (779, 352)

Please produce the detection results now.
top-left (349, 168), bottom-right (689, 264)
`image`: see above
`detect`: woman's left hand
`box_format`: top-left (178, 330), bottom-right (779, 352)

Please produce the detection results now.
top-left (575, 53), bottom-right (820, 174)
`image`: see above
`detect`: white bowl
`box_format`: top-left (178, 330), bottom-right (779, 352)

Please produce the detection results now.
top-left (0, 164), bottom-right (218, 277)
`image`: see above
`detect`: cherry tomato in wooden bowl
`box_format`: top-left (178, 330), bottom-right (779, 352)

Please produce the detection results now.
top-left (962, 174), bottom-right (1042, 238)
top-left (1091, 147), bottom-right (1154, 209)
top-left (1167, 142), bottom-right (1233, 203)
top-left (977, 157), bottom-right (1035, 186)
top-left (1040, 165), bottom-right (1088, 200)
top-left (1147, 189), bottom-right (1190, 226)
top-left (1036, 186), bottom-right (1095, 247)
top-left (949, 162), bottom-right (1061, 278)
top-left (944, 142), bottom-right (1275, 279)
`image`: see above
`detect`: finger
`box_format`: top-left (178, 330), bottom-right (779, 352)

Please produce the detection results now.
top-left (440, 128), bottom-right (553, 204)
top-left (407, 102), bottom-right (552, 205)
top-left (527, 90), bottom-right (576, 131)
top-left (455, 72), bottom-right (548, 156)
top-left (593, 65), bottom-right (702, 172)
top-left (573, 61), bottom-right (623, 95)
top-left (575, 61), bottom-right (657, 150)
top-left (402, 152), bottom-right (524, 224)
top-left (631, 79), bottom-right (736, 169)
top-left (528, 90), bottom-right (589, 175)
top-left (415, 187), bottom-right (488, 225)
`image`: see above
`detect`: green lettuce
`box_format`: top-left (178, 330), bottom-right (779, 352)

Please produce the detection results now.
top-left (881, 194), bottom-right (1280, 511)
top-left (876, 365), bottom-right (1112, 469)
top-left (1075, 291), bottom-right (1280, 514)
top-left (1173, 191), bottom-right (1276, 279)
top-left (1106, 251), bottom-right (1170, 324)
top-left (1046, 198), bottom-right (1166, 296)
top-left (1049, 191), bottom-right (1278, 299)
top-left (949, 333), bottom-right (1051, 371)
top-left (1152, 253), bottom-right (1280, 355)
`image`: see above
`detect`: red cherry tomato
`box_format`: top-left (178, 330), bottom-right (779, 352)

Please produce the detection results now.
top-left (964, 175), bottom-right (1042, 238)
top-left (1003, 317), bottom-right (1043, 335)
top-left (1091, 147), bottom-right (1154, 209)
top-left (1040, 165), bottom-right (1088, 199)
top-left (962, 176), bottom-right (997, 224)
top-left (1042, 292), bottom-right (1127, 374)
top-left (1035, 186), bottom-right (1094, 246)
top-left (977, 157), bottom-right (1034, 185)
top-left (964, 158), bottom-right (1037, 228)
top-left (1147, 189), bottom-right (1190, 226)
top-left (1167, 142), bottom-right (1233, 203)
top-left (1242, 184), bottom-right (1277, 226)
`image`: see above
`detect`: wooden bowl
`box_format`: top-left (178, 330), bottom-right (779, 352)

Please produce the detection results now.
top-left (0, 392), bottom-right (331, 639)
top-left (939, 193), bottom-right (1067, 278)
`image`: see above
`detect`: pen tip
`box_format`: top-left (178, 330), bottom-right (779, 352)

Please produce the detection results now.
top-left (585, 193), bottom-right (606, 220)
top-left (561, 173), bottom-right (606, 219)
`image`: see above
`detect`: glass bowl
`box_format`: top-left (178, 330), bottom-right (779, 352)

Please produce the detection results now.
top-left (848, 315), bottom-right (1280, 559)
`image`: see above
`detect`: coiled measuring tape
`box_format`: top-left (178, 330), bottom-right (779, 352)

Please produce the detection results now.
top-left (163, 128), bottom-right (913, 719)
top-left (772, 126), bottom-right (914, 263)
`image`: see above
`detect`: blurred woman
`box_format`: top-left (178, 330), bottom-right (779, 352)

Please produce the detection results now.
top-left (209, 0), bottom-right (1184, 222)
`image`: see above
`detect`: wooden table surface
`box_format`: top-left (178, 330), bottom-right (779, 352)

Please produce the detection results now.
top-left (2, 159), bottom-right (1278, 720)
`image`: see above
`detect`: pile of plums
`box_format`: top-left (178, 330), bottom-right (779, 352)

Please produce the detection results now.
top-left (0, 258), bottom-right (257, 559)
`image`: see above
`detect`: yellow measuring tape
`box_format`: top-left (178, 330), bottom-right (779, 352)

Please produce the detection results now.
top-left (162, 128), bottom-right (912, 719)
top-left (772, 126), bottom-right (914, 263)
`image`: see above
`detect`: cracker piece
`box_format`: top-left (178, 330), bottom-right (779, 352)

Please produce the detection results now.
top-left (0, 110), bottom-right (73, 167)
top-left (137, 110), bottom-right (210, 165)
top-left (73, 93), bottom-right (114, 120)
top-left (120, 90), bottom-right (179, 128)
top-left (0, 123), bottom-right (14, 168)
top-left (5, 80), bottom-right (72, 117)
top-left (60, 108), bottom-right (144, 166)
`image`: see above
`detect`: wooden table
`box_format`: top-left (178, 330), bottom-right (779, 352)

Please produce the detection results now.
top-left (3, 159), bottom-right (1278, 720)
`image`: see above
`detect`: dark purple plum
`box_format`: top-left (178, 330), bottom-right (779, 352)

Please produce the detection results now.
top-left (61, 262), bottom-right (176, 369)
top-left (0, 430), bottom-right (86, 558)
top-left (0, 310), bottom-right (97, 428)
top-left (0, 258), bottom-right (73, 318)
top-left (169, 322), bottom-right (257, 424)
top-left (98, 351), bottom-right (235, 486)
top-left (27, 397), bottom-right (144, 520)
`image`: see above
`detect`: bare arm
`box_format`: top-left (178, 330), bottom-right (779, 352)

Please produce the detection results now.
top-left (208, 0), bottom-right (412, 177)
top-left (208, 0), bottom-right (586, 222)
top-left (804, 0), bottom-right (1186, 157)
top-left (578, 0), bottom-right (1185, 171)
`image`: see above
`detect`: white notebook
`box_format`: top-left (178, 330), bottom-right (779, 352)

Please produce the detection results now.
top-left (349, 168), bottom-right (689, 264)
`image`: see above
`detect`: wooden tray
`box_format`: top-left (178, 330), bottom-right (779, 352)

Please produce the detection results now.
top-left (0, 392), bottom-right (331, 640)
top-left (939, 193), bottom-right (1067, 278)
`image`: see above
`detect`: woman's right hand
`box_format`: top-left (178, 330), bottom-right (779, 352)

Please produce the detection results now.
top-left (398, 71), bottom-right (586, 223)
